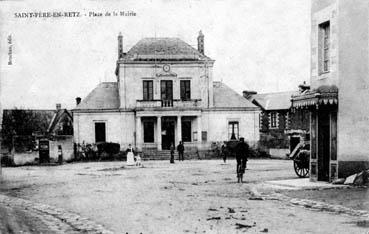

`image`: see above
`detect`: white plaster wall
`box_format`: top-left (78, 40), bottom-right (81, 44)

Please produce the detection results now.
top-left (311, 0), bottom-right (339, 89)
top-left (73, 112), bottom-right (135, 149)
top-left (337, 0), bottom-right (369, 162)
top-left (49, 137), bottom-right (74, 161)
top-left (118, 63), bottom-right (214, 109)
top-left (202, 110), bottom-right (260, 146)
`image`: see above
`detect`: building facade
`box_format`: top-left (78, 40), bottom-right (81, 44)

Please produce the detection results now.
top-left (245, 89), bottom-right (310, 158)
top-left (73, 32), bottom-right (260, 157)
top-left (1, 104), bottom-right (74, 164)
top-left (292, 0), bottom-right (369, 181)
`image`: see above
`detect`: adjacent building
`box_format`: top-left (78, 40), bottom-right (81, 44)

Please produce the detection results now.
top-left (73, 32), bottom-right (260, 158)
top-left (244, 86), bottom-right (310, 158)
top-left (292, 0), bottom-right (369, 181)
top-left (1, 104), bottom-right (74, 164)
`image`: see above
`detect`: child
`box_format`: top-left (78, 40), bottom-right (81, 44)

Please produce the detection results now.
top-left (135, 154), bottom-right (142, 166)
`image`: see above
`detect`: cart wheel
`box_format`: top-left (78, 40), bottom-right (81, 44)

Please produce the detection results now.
top-left (293, 160), bottom-right (309, 178)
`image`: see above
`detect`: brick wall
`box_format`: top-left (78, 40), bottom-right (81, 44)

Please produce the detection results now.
top-left (259, 108), bottom-right (310, 149)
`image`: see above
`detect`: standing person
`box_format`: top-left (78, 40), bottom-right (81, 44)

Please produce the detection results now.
top-left (221, 142), bottom-right (228, 163)
top-left (126, 144), bottom-right (135, 166)
top-left (170, 143), bottom-right (175, 164)
top-left (235, 137), bottom-right (249, 183)
top-left (177, 141), bottom-right (184, 161)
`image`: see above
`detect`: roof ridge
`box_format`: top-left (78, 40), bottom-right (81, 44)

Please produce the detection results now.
top-left (142, 37), bottom-right (181, 39)
top-left (100, 82), bottom-right (117, 84)
top-left (256, 90), bottom-right (298, 95)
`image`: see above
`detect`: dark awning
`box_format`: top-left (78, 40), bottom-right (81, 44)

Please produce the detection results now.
top-left (291, 85), bottom-right (338, 108)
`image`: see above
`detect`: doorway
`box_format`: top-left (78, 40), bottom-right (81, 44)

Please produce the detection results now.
top-left (162, 118), bottom-right (175, 150)
top-left (318, 110), bottom-right (330, 181)
top-left (161, 80), bottom-right (173, 107)
top-left (95, 122), bottom-right (106, 143)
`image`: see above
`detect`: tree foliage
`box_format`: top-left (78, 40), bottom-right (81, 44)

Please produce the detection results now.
top-left (1, 109), bottom-right (54, 152)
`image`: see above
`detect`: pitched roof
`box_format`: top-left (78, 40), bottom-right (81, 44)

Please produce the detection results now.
top-left (74, 81), bottom-right (257, 111)
top-left (251, 91), bottom-right (298, 111)
top-left (2, 109), bottom-right (55, 135)
top-left (47, 109), bottom-right (72, 134)
top-left (123, 38), bottom-right (211, 61)
top-left (213, 82), bottom-right (258, 109)
top-left (74, 82), bottom-right (119, 110)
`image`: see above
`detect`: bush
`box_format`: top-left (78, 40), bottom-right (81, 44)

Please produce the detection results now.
top-left (97, 142), bottom-right (120, 159)
top-left (1, 155), bottom-right (15, 167)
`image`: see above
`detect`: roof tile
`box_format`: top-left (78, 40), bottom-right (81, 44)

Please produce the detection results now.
top-left (124, 38), bottom-right (210, 61)
top-left (74, 82), bottom-right (119, 110)
top-left (251, 91), bottom-right (298, 110)
top-left (213, 82), bottom-right (258, 108)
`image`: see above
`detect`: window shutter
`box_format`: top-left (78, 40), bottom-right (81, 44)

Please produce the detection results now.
top-left (143, 81), bottom-right (148, 100)
top-left (180, 81), bottom-right (185, 100)
top-left (148, 81), bottom-right (153, 100)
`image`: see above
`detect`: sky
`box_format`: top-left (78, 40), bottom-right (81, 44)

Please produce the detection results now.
top-left (0, 0), bottom-right (311, 109)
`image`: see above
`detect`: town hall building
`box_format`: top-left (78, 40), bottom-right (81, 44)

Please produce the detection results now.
top-left (73, 32), bottom-right (260, 157)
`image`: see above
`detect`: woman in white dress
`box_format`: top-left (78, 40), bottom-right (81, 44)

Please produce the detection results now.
top-left (126, 144), bottom-right (135, 166)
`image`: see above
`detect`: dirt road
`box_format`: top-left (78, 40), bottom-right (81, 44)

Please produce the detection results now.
top-left (0, 204), bottom-right (51, 233)
top-left (0, 160), bottom-right (368, 233)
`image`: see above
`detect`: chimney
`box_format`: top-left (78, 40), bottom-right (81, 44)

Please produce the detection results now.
top-left (76, 97), bottom-right (81, 105)
top-left (243, 90), bottom-right (257, 100)
top-left (298, 81), bottom-right (310, 93)
top-left (56, 103), bottom-right (61, 110)
top-left (197, 30), bottom-right (204, 55)
top-left (118, 32), bottom-right (123, 59)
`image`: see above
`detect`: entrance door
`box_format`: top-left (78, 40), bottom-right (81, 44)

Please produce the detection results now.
top-left (162, 119), bottom-right (175, 150)
top-left (161, 80), bottom-right (173, 107)
top-left (95, 122), bottom-right (106, 143)
top-left (318, 111), bottom-right (330, 181)
top-left (39, 139), bottom-right (50, 164)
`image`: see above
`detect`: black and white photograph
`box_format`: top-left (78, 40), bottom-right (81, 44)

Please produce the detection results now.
top-left (0, 0), bottom-right (369, 233)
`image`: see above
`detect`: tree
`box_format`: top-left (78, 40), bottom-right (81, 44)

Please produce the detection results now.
top-left (1, 109), bottom-right (54, 152)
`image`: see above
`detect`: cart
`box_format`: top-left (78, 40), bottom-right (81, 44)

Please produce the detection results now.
top-left (289, 142), bottom-right (310, 178)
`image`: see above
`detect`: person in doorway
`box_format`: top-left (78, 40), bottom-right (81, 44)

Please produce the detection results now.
top-left (235, 137), bottom-right (249, 183)
top-left (177, 141), bottom-right (184, 161)
top-left (170, 143), bottom-right (175, 163)
top-left (126, 144), bottom-right (135, 166)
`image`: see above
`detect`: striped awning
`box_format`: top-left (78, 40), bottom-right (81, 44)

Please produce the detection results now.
top-left (291, 85), bottom-right (338, 108)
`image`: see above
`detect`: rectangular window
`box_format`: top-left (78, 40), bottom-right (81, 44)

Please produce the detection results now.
top-left (160, 80), bottom-right (173, 100)
top-left (180, 80), bottom-right (191, 100)
top-left (228, 121), bottom-right (239, 140)
top-left (270, 112), bottom-right (278, 128)
top-left (143, 81), bottom-right (153, 101)
top-left (182, 120), bottom-right (192, 142)
top-left (201, 131), bottom-right (207, 142)
top-left (193, 131), bottom-right (198, 141)
top-left (259, 113), bottom-right (263, 130)
top-left (319, 21), bottom-right (330, 73)
top-left (95, 122), bottom-right (106, 143)
top-left (285, 112), bottom-right (290, 129)
top-left (143, 121), bottom-right (154, 143)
